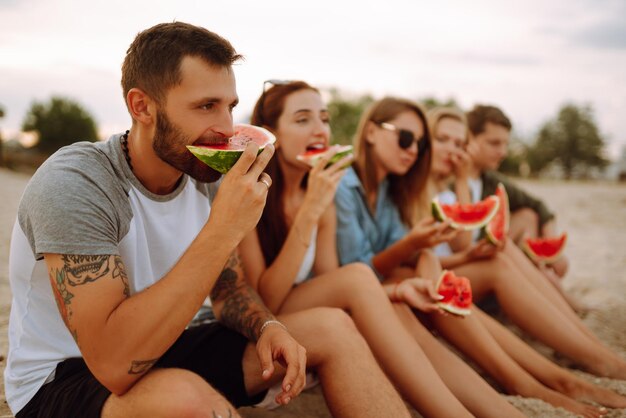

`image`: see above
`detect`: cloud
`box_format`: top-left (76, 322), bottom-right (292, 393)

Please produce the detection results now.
top-left (570, 19), bottom-right (626, 49)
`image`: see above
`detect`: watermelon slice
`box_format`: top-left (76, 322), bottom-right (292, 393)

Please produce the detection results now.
top-left (431, 195), bottom-right (499, 231)
top-left (187, 124), bottom-right (276, 174)
top-left (523, 233), bottom-right (567, 264)
top-left (436, 270), bottom-right (472, 316)
top-left (296, 145), bottom-right (353, 168)
top-left (485, 183), bottom-right (510, 246)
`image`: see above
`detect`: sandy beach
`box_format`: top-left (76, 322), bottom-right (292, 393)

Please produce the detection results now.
top-left (1, 167), bottom-right (625, 417)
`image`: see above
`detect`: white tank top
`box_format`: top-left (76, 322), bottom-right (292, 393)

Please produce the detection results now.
top-left (294, 227), bottom-right (317, 285)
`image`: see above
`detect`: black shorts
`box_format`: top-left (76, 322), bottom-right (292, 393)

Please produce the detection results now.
top-left (16, 322), bottom-right (267, 418)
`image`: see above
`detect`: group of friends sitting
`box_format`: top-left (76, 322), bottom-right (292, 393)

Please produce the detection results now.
top-left (5, 21), bottom-right (626, 418)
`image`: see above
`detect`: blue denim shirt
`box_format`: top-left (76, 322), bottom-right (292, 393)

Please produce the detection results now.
top-left (335, 167), bottom-right (408, 279)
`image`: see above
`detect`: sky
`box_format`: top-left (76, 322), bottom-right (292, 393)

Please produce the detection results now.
top-left (1, 0), bottom-right (625, 158)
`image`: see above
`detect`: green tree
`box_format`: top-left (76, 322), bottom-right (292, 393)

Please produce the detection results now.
top-left (418, 96), bottom-right (459, 111)
top-left (22, 96), bottom-right (99, 155)
top-left (327, 89), bottom-right (374, 145)
top-left (529, 103), bottom-right (609, 179)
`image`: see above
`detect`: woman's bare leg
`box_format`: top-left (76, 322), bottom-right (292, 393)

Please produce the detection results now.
top-left (279, 263), bottom-right (473, 417)
top-left (418, 250), bottom-right (607, 417)
top-left (473, 308), bottom-right (626, 409)
top-left (455, 253), bottom-right (626, 379)
top-left (504, 240), bottom-right (596, 329)
top-left (393, 303), bottom-right (525, 418)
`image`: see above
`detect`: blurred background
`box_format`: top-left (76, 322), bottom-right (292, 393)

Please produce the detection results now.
top-left (1, 0), bottom-right (625, 180)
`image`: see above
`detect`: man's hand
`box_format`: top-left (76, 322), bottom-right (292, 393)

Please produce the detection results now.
top-left (256, 323), bottom-right (307, 405)
top-left (208, 143), bottom-right (275, 244)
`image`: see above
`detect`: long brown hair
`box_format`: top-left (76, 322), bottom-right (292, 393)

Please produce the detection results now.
top-left (250, 81), bottom-right (320, 265)
top-left (353, 97), bottom-right (432, 227)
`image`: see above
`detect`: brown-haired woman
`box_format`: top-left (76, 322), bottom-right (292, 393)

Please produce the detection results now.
top-left (239, 81), bottom-right (525, 417)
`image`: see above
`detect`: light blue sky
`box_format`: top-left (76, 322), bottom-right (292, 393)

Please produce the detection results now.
top-left (1, 0), bottom-right (625, 158)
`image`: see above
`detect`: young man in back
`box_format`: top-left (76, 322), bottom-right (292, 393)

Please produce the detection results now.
top-left (464, 104), bottom-right (569, 279)
top-left (4, 22), bottom-right (409, 418)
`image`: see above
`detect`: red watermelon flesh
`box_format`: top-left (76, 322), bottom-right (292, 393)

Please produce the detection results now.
top-left (436, 270), bottom-right (472, 316)
top-left (485, 183), bottom-right (510, 246)
top-left (296, 145), bottom-right (353, 167)
top-left (431, 195), bottom-right (499, 231)
top-left (187, 124), bottom-right (276, 174)
top-left (523, 233), bottom-right (567, 264)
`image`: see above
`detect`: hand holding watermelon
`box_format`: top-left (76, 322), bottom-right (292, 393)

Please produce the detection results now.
top-left (302, 146), bottom-right (354, 221)
top-left (464, 239), bottom-right (499, 261)
top-left (208, 142), bottom-right (275, 243)
top-left (408, 217), bottom-right (459, 250)
top-left (392, 278), bottom-right (445, 314)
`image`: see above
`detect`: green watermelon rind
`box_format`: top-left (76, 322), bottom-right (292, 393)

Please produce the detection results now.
top-left (296, 145), bottom-right (354, 168)
top-left (186, 125), bottom-right (276, 174)
top-left (431, 195), bottom-right (500, 231)
top-left (435, 270), bottom-right (472, 317)
top-left (522, 233), bottom-right (567, 264)
top-left (485, 183), bottom-right (510, 246)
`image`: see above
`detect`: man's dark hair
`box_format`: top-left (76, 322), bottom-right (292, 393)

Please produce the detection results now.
top-left (466, 104), bottom-right (512, 136)
top-left (121, 22), bottom-right (242, 106)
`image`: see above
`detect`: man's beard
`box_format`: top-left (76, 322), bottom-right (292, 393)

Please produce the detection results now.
top-left (152, 110), bottom-right (222, 183)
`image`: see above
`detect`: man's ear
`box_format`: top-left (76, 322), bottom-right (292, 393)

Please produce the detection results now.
top-left (126, 88), bottom-right (157, 126)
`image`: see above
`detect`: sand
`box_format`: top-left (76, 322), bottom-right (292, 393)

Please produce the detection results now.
top-left (1, 168), bottom-right (625, 417)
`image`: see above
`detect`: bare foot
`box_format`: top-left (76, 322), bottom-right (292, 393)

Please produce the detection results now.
top-left (539, 388), bottom-right (607, 418)
top-left (556, 376), bottom-right (626, 409)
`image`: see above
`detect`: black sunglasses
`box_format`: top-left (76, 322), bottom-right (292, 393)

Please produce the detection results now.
top-left (256, 79), bottom-right (292, 125)
top-left (377, 122), bottom-right (429, 153)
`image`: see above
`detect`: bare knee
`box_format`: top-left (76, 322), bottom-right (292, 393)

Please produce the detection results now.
top-left (104, 368), bottom-right (237, 418)
top-left (298, 307), bottom-right (366, 362)
top-left (339, 263), bottom-right (386, 298)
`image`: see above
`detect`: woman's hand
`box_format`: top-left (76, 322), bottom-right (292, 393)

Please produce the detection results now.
top-left (450, 147), bottom-right (472, 181)
top-left (408, 217), bottom-right (458, 249)
top-left (464, 239), bottom-right (499, 261)
top-left (393, 278), bottom-right (445, 314)
top-left (302, 146), bottom-right (353, 220)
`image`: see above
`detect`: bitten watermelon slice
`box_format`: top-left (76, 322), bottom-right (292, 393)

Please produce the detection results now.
top-left (296, 145), bottom-right (353, 168)
top-left (187, 124), bottom-right (276, 174)
top-left (436, 270), bottom-right (472, 316)
top-left (485, 183), bottom-right (510, 246)
top-left (431, 195), bottom-right (499, 231)
top-left (523, 233), bottom-right (567, 264)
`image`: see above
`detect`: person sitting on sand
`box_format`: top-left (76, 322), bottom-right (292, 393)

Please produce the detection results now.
top-left (464, 104), bottom-right (570, 280)
top-left (334, 97), bottom-right (626, 417)
top-left (233, 80), bottom-right (527, 417)
top-left (3, 22), bottom-right (410, 418)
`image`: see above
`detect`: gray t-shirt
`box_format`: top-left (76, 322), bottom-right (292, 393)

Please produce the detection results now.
top-left (5, 134), bottom-right (218, 414)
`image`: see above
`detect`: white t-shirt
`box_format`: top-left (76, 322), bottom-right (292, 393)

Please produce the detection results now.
top-left (433, 177), bottom-right (483, 257)
top-left (5, 135), bottom-right (218, 414)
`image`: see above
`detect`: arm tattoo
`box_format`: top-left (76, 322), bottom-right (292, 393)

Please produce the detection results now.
top-left (211, 252), bottom-right (274, 341)
top-left (112, 255), bottom-right (131, 297)
top-left (62, 254), bottom-right (110, 286)
top-left (128, 358), bottom-right (159, 375)
top-left (50, 267), bottom-right (75, 332)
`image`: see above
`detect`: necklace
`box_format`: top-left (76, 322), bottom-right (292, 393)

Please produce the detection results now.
top-left (120, 130), bottom-right (133, 171)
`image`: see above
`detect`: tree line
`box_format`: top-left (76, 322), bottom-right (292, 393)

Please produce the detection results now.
top-left (0, 94), bottom-right (611, 179)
